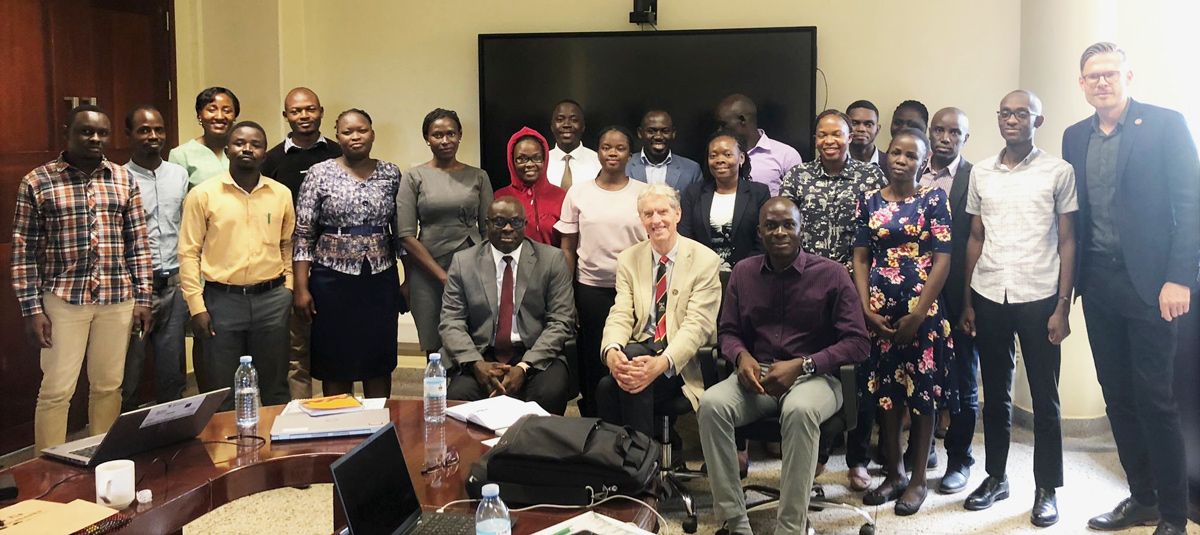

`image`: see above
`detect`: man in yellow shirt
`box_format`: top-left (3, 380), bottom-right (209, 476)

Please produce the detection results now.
top-left (179, 121), bottom-right (295, 410)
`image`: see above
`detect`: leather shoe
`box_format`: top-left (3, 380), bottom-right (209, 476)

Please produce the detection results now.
top-left (964, 476), bottom-right (1009, 511)
top-left (1031, 488), bottom-right (1058, 527)
top-left (938, 464), bottom-right (970, 494)
top-left (1152, 522), bottom-right (1187, 535)
top-left (1088, 497), bottom-right (1161, 531)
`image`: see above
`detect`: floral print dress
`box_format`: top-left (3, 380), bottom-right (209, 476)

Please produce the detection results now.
top-left (854, 186), bottom-right (958, 416)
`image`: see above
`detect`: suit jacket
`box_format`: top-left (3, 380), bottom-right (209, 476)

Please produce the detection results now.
top-left (438, 239), bottom-right (575, 370)
top-left (941, 159), bottom-right (974, 322)
top-left (678, 180), bottom-right (771, 266)
top-left (1062, 99), bottom-right (1200, 306)
top-left (601, 236), bottom-right (723, 409)
top-left (627, 153), bottom-right (703, 193)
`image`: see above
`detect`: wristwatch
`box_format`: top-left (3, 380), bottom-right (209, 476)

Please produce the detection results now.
top-left (800, 356), bottom-right (816, 375)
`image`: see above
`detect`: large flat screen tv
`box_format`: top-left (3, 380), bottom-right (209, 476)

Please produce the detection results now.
top-left (478, 27), bottom-right (817, 191)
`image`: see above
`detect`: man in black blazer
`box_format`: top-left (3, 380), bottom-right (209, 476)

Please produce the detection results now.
top-left (1063, 43), bottom-right (1199, 535)
top-left (439, 197), bottom-right (575, 415)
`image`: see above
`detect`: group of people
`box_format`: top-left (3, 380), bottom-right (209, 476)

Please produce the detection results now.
top-left (10, 42), bottom-right (1196, 535)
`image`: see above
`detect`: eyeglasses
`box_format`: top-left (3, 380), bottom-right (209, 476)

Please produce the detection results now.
top-left (1083, 71), bottom-right (1122, 86)
top-left (421, 448), bottom-right (460, 475)
top-left (997, 109), bottom-right (1039, 121)
top-left (489, 217), bottom-right (527, 229)
top-left (513, 155), bottom-right (544, 165)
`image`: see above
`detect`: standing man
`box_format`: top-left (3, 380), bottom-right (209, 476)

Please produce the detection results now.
top-left (890, 100), bottom-right (930, 137)
top-left (627, 110), bottom-right (703, 193)
top-left (960, 90), bottom-right (1076, 527)
top-left (921, 108), bottom-right (980, 494)
top-left (545, 99), bottom-right (601, 190)
top-left (120, 105), bottom-right (191, 411)
top-left (11, 105), bottom-right (152, 452)
top-left (260, 87), bottom-right (342, 401)
top-left (1064, 43), bottom-right (1198, 535)
top-left (846, 100), bottom-right (886, 168)
top-left (715, 94), bottom-right (803, 196)
top-left (179, 122), bottom-right (295, 411)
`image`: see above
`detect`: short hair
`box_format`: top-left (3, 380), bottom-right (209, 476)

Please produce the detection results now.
top-left (705, 128), bottom-right (753, 182)
top-left (65, 104), bottom-right (107, 130)
top-left (124, 104), bottom-right (160, 131)
top-left (336, 108), bottom-right (373, 126)
top-left (1079, 41), bottom-right (1127, 72)
top-left (422, 108), bottom-right (462, 137)
top-left (889, 127), bottom-right (930, 156)
top-left (230, 120), bottom-right (268, 142)
top-left (816, 109), bottom-right (852, 131)
top-left (894, 100), bottom-right (930, 125)
top-left (846, 100), bottom-right (879, 118)
top-left (552, 99), bottom-right (584, 117)
top-left (596, 125), bottom-right (634, 147)
top-left (194, 86), bottom-right (240, 117)
top-left (637, 183), bottom-right (682, 213)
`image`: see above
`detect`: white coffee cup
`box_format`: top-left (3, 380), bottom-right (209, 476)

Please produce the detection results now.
top-left (95, 459), bottom-right (136, 509)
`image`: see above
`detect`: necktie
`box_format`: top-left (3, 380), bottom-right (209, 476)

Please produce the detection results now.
top-left (495, 255), bottom-right (515, 363)
top-left (653, 255), bottom-right (669, 352)
top-left (561, 154), bottom-right (574, 191)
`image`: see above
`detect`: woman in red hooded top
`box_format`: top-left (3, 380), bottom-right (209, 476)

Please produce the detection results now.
top-left (494, 127), bottom-right (566, 246)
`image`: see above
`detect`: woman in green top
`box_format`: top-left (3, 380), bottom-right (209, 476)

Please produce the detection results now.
top-left (169, 87), bottom-right (240, 189)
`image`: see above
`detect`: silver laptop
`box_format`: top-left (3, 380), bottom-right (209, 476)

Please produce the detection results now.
top-left (270, 407), bottom-right (391, 441)
top-left (42, 388), bottom-right (229, 467)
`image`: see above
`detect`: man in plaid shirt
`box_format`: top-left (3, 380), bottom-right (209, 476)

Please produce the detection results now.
top-left (10, 105), bottom-right (153, 453)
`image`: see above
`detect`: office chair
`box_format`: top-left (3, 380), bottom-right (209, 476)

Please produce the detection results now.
top-left (653, 345), bottom-right (718, 534)
top-left (562, 339), bottom-right (579, 401)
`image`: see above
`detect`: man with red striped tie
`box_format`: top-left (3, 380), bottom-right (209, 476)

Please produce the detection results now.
top-left (597, 184), bottom-right (723, 437)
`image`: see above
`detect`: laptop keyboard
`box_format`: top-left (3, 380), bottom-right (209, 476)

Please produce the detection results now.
top-left (69, 443), bottom-right (101, 459)
top-left (412, 514), bottom-right (474, 535)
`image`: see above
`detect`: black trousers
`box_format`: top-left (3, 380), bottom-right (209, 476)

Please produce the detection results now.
top-left (1081, 258), bottom-right (1188, 526)
top-left (446, 353), bottom-right (571, 416)
top-left (944, 328), bottom-right (979, 470)
top-left (575, 283), bottom-right (616, 417)
top-left (595, 342), bottom-right (685, 437)
top-left (973, 291), bottom-right (1063, 489)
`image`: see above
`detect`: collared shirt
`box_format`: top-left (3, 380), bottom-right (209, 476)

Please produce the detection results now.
top-left (179, 172), bottom-right (295, 315)
top-left (490, 242), bottom-right (523, 345)
top-left (168, 139), bottom-right (229, 190)
top-left (639, 149), bottom-right (673, 185)
top-left (779, 158), bottom-right (888, 267)
top-left (125, 159), bottom-right (189, 274)
top-left (293, 159), bottom-right (401, 275)
top-left (262, 134), bottom-right (342, 205)
top-left (642, 242), bottom-right (678, 340)
top-left (546, 144), bottom-right (602, 188)
top-left (718, 252), bottom-right (870, 375)
top-left (919, 154), bottom-right (962, 200)
top-left (966, 147), bottom-right (1078, 304)
top-left (747, 129), bottom-right (804, 196)
top-left (283, 134), bottom-right (328, 153)
top-left (870, 148), bottom-right (884, 168)
top-left (1085, 105), bottom-right (1129, 255)
top-left (11, 154), bottom-right (153, 316)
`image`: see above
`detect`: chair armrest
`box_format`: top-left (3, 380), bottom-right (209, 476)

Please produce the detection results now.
top-left (697, 345), bottom-right (720, 389)
top-left (563, 339), bottom-right (579, 400)
top-left (839, 364), bottom-right (858, 433)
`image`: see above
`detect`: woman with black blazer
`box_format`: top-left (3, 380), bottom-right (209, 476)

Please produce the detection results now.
top-left (680, 129), bottom-right (771, 271)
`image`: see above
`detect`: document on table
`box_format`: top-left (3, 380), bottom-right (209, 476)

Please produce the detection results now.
top-left (445, 395), bottom-right (549, 431)
top-left (528, 511), bottom-right (655, 535)
top-left (0, 499), bottom-right (118, 535)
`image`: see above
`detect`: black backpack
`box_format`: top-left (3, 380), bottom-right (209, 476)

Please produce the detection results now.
top-left (465, 415), bottom-right (660, 505)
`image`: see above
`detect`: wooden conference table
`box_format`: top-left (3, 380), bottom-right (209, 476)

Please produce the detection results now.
top-left (0, 400), bottom-right (658, 534)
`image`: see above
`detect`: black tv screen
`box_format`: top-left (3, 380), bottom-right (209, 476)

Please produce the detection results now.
top-left (478, 27), bottom-right (818, 191)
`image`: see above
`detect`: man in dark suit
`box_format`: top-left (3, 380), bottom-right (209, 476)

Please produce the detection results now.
top-left (627, 110), bottom-right (703, 193)
top-left (439, 197), bottom-right (575, 415)
top-left (1063, 42), bottom-right (1199, 535)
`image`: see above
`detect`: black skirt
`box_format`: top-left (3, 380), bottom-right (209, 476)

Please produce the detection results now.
top-left (309, 261), bottom-right (406, 382)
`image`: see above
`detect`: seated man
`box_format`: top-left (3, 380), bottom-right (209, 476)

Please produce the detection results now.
top-left (699, 197), bottom-right (870, 535)
top-left (440, 197), bottom-right (574, 415)
top-left (596, 184), bottom-right (722, 436)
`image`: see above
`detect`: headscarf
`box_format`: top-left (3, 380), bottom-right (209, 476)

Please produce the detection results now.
top-left (494, 127), bottom-right (566, 247)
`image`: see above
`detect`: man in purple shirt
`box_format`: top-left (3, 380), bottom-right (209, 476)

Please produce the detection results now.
top-left (715, 94), bottom-right (803, 196)
top-left (699, 197), bottom-right (870, 535)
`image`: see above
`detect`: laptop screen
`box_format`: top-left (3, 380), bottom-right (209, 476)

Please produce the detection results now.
top-left (332, 423), bottom-right (422, 535)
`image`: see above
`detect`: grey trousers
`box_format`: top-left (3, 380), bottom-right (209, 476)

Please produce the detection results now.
top-left (202, 285), bottom-right (292, 411)
top-left (698, 372), bottom-right (841, 535)
top-left (121, 281), bottom-right (189, 411)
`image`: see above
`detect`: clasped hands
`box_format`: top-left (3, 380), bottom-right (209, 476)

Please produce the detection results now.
top-left (472, 360), bottom-right (525, 397)
top-left (606, 347), bottom-right (671, 394)
top-left (735, 353), bottom-right (804, 398)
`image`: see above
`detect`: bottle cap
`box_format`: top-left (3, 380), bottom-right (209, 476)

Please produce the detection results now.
top-left (240, 355), bottom-right (253, 364)
top-left (137, 489), bottom-right (153, 504)
top-left (481, 483), bottom-right (499, 497)
top-left (429, 353), bottom-right (441, 361)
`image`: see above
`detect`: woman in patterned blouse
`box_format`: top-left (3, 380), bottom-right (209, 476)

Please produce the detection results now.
top-left (293, 109), bottom-right (406, 398)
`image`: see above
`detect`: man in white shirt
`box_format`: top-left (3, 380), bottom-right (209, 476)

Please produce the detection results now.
top-left (545, 99), bottom-right (601, 190)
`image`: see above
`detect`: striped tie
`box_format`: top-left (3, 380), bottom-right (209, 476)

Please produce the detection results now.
top-left (653, 255), bottom-right (669, 352)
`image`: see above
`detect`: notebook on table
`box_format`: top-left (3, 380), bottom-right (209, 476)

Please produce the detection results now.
top-left (270, 397), bottom-right (391, 441)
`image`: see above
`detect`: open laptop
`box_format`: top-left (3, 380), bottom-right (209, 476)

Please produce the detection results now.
top-left (332, 423), bottom-right (475, 535)
top-left (270, 405), bottom-right (391, 441)
top-left (41, 388), bottom-right (229, 467)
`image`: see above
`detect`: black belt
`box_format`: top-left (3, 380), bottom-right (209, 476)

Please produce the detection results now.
top-left (206, 276), bottom-right (286, 295)
top-left (326, 225), bottom-right (388, 236)
top-left (152, 273), bottom-right (180, 292)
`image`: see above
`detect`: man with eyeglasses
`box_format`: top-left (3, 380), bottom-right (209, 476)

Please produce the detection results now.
top-left (627, 110), bottom-right (702, 193)
top-left (1062, 43), bottom-right (1198, 535)
top-left (959, 90), bottom-right (1077, 527)
top-left (439, 197), bottom-right (574, 415)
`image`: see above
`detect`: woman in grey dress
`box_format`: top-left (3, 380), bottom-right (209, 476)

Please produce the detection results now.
top-left (396, 108), bottom-right (493, 355)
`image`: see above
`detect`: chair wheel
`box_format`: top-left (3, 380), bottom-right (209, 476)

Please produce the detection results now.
top-left (859, 523), bottom-right (875, 535)
top-left (682, 516), bottom-right (698, 533)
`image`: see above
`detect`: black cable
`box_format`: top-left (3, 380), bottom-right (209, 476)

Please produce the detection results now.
top-left (32, 472), bottom-right (89, 501)
top-left (816, 68), bottom-right (829, 112)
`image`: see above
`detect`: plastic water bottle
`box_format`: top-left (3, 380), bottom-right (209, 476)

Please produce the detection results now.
top-left (475, 483), bottom-right (511, 535)
top-left (234, 355), bottom-right (260, 428)
top-left (424, 353), bottom-right (447, 423)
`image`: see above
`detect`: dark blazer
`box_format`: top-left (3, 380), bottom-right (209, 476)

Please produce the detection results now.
top-left (679, 180), bottom-right (771, 267)
top-left (941, 159), bottom-right (974, 322)
top-left (627, 152), bottom-right (703, 193)
top-left (438, 239), bottom-right (575, 370)
top-left (1062, 99), bottom-right (1200, 306)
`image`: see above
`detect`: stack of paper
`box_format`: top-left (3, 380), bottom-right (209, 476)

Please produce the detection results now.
top-left (445, 395), bottom-right (549, 432)
top-left (280, 397), bottom-right (387, 417)
top-left (0, 499), bottom-right (121, 535)
top-left (298, 394), bottom-right (364, 416)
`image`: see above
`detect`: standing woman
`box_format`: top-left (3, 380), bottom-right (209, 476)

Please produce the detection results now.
top-left (494, 127), bottom-right (566, 246)
top-left (169, 87), bottom-right (239, 189)
top-left (293, 109), bottom-right (406, 398)
top-left (679, 129), bottom-right (770, 271)
top-left (853, 129), bottom-right (957, 515)
top-left (396, 109), bottom-right (493, 356)
top-left (554, 126), bottom-right (647, 416)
